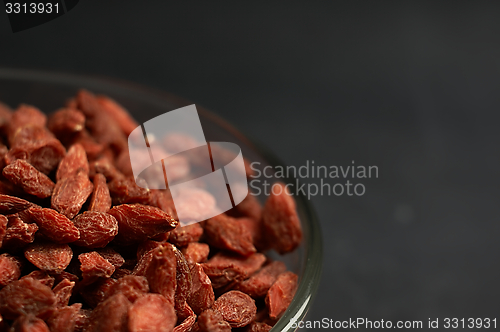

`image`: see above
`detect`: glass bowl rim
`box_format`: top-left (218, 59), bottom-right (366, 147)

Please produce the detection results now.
top-left (0, 67), bottom-right (323, 332)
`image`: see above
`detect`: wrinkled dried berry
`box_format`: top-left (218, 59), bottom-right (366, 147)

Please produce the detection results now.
top-left (128, 293), bottom-right (176, 332)
top-left (108, 204), bottom-right (177, 243)
top-left (236, 261), bottom-right (287, 298)
top-left (21, 270), bottom-right (55, 288)
top-left (51, 170), bottom-right (93, 219)
top-left (174, 302), bottom-right (196, 332)
top-left (106, 275), bottom-right (149, 303)
top-left (56, 144), bottom-right (89, 181)
top-left (88, 173), bottom-right (112, 213)
top-left (0, 215), bottom-right (7, 247)
top-left (78, 251), bottom-right (115, 281)
top-left (95, 247), bottom-right (124, 269)
top-left (202, 252), bottom-right (266, 289)
top-left (108, 177), bottom-right (150, 205)
top-left (188, 263), bottom-right (214, 315)
top-left (204, 214), bottom-right (256, 256)
top-left (265, 271), bottom-right (298, 320)
top-left (85, 293), bottom-right (131, 332)
top-left (96, 95), bottom-right (138, 136)
top-left (24, 242), bottom-right (73, 273)
top-left (169, 223), bottom-right (203, 247)
top-left (212, 290), bottom-right (256, 328)
top-left (72, 211), bottom-right (118, 248)
top-left (0, 253), bottom-right (21, 286)
top-left (3, 160), bottom-right (55, 198)
top-left (197, 309), bottom-right (231, 332)
top-left (11, 314), bottom-right (51, 332)
top-left (0, 277), bottom-right (56, 320)
top-left (181, 242), bottom-right (210, 267)
top-left (0, 194), bottom-right (31, 214)
top-left (173, 245), bottom-right (192, 314)
top-left (2, 214), bottom-right (39, 250)
top-left (29, 208), bottom-right (79, 244)
top-left (261, 182), bottom-right (302, 254)
top-left (145, 244), bottom-right (176, 305)
top-left (47, 108), bottom-right (85, 139)
top-left (6, 125), bottom-right (66, 175)
top-left (47, 303), bottom-right (81, 332)
top-left (52, 278), bottom-right (75, 307)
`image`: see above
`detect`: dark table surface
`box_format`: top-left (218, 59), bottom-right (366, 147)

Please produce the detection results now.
top-left (1, 2), bottom-right (500, 330)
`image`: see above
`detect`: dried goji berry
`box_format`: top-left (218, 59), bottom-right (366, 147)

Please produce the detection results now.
top-left (47, 303), bottom-right (81, 332)
top-left (76, 90), bottom-right (128, 155)
top-left (0, 214), bottom-right (8, 248)
top-left (52, 278), bottom-right (75, 307)
top-left (96, 95), bottom-right (139, 136)
top-left (95, 247), bottom-right (124, 269)
top-left (2, 214), bottom-right (39, 250)
top-left (106, 275), bottom-right (149, 303)
top-left (88, 173), bottom-right (112, 213)
top-left (72, 211), bottom-right (118, 248)
top-left (2, 159), bottom-right (55, 198)
top-left (73, 308), bottom-right (91, 332)
top-left (173, 245), bottom-right (192, 315)
top-left (265, 271), bottom-right (298, 320)
top-left (21, 270), bottom-right (55, 289)
top-left (181, 242), bottom-right (210, 266)
top-left (236, 261), bottom-right (287, 298)
top-left (169, 223), bottom-right (203, 247)
top-left (10, 314), bottom-right (51, 332)
top-left (68, 130), bottom-right (104, 161)
top-left (0, 194), bottom-right (31, 214)
top-left (78, 251), bottom-right (115, 281)
top-left (6, 125), bottom-right (66, 175)
top-left (212, 290), bottom-right (256, 328)
top-left (0, 253), bottom-right (21, 286)
top-left (107, 177), bottom-right (150, 205)
top-left (108, 204), bottom-right (177, 243)
top-left (197, 309), bottom-right (231, 332)
top-left (7, 104), bottom-right (47, 139)
top-left (47, 108), bottom-right (85, 140)
top-left (238, 217), bottom-right (267, 251)
top-left (89, 157), bottom-right (124, 182)
top-left (85, 293), bottom-right (131, 332)
top-left (79, 278), bottom-right (118, 308)
top-left (0, 277), bottom-right (56, 320)
top-left (24, 242), bottom-right (73, 273)
top-left (202, 252), bottom-right (266, 289)
top-left (187, 263), bottom-right (214, 315)
top-left (128, 293), bottom-right (176, 332)
top-left (261, 182), bottom-right (302, 254)
top-left (28, 208), bottom-right (79, 244)
top-left (204, 214), bottom-right (256, 256)
top-left (56, 144), bottom-right (89, 181)
top-left (145, 244), bottom-right (176, 305)
top-left (51, 170), bottom-right (93, 219)
top-left (174, 302), bottom-right (196, 332)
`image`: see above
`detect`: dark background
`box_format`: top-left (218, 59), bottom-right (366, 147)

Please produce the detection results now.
top-left (2, 2), bottom-right (500, 330)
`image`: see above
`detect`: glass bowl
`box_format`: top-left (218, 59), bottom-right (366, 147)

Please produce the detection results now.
top-left (0, 68), bottom-right (323, 332)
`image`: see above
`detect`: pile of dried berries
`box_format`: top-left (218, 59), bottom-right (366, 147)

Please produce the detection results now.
top-left (0, 91), bottom-right (302, 332)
